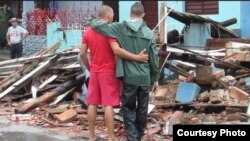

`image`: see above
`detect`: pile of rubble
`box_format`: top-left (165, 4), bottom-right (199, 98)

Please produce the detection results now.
top-left (151, 41), bottom-right (250, 138)
top-left (0, 7), bottom-right (250, 140)
top-left (0, 41), bottom-right (249, 141)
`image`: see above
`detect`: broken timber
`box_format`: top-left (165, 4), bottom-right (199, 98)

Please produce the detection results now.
top-left (17, 74), bottom-right (85, 113)
top-left (159, 46), bottom-right (250, 71)
top-left (0, 42), bottom-right (61, 93)
top-left (0, 55), bottom-right (59, 99)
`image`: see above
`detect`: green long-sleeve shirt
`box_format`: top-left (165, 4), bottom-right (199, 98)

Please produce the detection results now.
top-left (89, 19), bottom-right (159, 86)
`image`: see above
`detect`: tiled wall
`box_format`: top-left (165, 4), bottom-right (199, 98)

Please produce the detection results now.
top-left (23, 35), bottom-right (47, 56)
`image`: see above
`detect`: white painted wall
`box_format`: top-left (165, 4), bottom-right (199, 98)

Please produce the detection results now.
top-left (57, 1), bottom-right (102, 11)
top-left (23, 1), bottom-right (35, 12)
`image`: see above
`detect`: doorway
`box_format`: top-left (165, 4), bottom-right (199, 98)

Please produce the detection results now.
top-left (141, 0), bottom-right (158, 29)
top-left (103, 0), bottom-right (119, 22)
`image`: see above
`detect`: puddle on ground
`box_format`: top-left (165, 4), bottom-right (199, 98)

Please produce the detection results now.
top-left (0, 132), bottom-right (61, 141)
top-left (0, 119), bottom-right (84, 141)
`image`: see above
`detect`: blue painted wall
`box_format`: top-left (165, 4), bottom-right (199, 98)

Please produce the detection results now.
top-left (119, 1), bottom-right (139, 22)
top-left (47, 22), bottom-right (82, 52)
top-left (119, 1), bottom-right (241, 33)
top-left (157, 1), bottom-right (241, 33)
top-left (241, 1), bottom-right (250, 38)
top-left (158, 1), bottom-right (185, 33)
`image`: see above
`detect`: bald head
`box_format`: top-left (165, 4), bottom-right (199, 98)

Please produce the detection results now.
top-left (97, 5), bottom-right (114, 22)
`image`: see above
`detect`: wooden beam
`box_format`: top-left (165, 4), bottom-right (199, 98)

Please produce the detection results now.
top-left (159, 2), bottom-right (167, 44)
top-left (17, 74), bottom-right (85, 113)
top-left (0, 55), bottom-right (59, 99)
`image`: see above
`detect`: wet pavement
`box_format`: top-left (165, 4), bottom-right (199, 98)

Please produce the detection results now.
top-left (0, 118), bottom-right (85, 141)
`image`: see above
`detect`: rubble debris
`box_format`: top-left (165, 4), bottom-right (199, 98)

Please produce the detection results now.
top-left (17, 74), bottom-right (85, 113)
top-left (0, 42), bottom-right (60, 94)
top-left (10, 114), bottom-right (33, 121)
top-left (226, 42), bottom-right (250, 61)
top-left (198, 91), bottom-right (209, 102)
top-left (225, 107), bottom-right (242, 114)
top-left (46, 106), bottom-right (68, 114)
top-left (54, 109), bottom-right (77, 123)
top-left (163, 111), bottom-right (183, 135)
top-left (209, 90), bottom-right (223, 104)
top-left (1, 7), bottom-right (250, 140)
top-left (167, 7), bottom-right (239, 38)
top-left (229, 87), bottom-right (249, 103)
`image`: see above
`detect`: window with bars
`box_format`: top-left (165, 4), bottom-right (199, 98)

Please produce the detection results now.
top-left (185, 1), bottom-right (219, 14)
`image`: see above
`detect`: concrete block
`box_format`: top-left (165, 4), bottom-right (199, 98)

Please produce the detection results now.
top-left (209, 90), bottom-right (223, 104)
top-left (54, 109), bottom-right (77, 123)
top-left (196, 66), bottom-right (225, 83)
top-left (229, 87), bottom-right (249, 102)
top-left (155, 84), bottom-right (178, 97)
top-left (196, 66), bottom-right (212, 81)
top-left (198, 91), bottom-right (209, 102)
top-left (226, 42), bottom-right (250, 61)
top-left (176, 82), bottom-right (201, 102)
top-left (212, 69), bottom-right (225, 79)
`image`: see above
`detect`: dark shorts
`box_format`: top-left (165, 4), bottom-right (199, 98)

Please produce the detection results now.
top-left (10, 43), bottom-right (23, 59)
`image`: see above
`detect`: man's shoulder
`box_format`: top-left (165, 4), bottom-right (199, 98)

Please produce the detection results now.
top-left (8, 26), bottom-right (13, 30)
top-left (142, 24), bottom-right (153, 34)
top-left (84, 27), bottom-right (106, 38)
top-left (141, 25), bottom-right (154, 39)
top-left (84, 27), bottom-right (93, 35)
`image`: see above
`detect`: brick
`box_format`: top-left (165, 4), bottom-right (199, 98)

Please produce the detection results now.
top-left (54, 109), bottom-right (77, 123)
top-left (212, 69), bottom-right (225, 79)
top-left (198, 91), bottom-right (209, 102)
top-left (176, 82), bottom-right (201, 102)
top-left (229, 87), bottom-right (249, 102)
top-left (209, 89), bottom-right (223, 104)
top-left (47, 107), bottom-right (68, 114)
top-left (172, 111), bottom-right (184, 119)
top-left (226, 114), bottom-right (238, 121)
top-left (155, 84), bottom-right (178, 97)
top-left (163, 111), bottom-right (183, 135)
top-left (225, 42), bottom-right (250, 61)
top-left (161, 111), bottom-right (173, 122)
top-left (227, 113), bottom-right (248, 122)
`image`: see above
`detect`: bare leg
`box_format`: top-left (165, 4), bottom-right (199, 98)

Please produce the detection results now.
top-left (104, 106), bottom-right (117, 141)
top-left (88, 105), bottom-right (97, 141)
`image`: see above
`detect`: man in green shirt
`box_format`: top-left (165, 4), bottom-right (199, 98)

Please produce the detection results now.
top-left (89, 2), bottom-right (159, 141)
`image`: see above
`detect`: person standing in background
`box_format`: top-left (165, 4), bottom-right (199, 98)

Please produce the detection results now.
top-left (6, 17), bottom-right (29, 59)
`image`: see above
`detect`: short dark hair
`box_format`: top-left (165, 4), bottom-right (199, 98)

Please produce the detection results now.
top-left (97, 5), bottom-right (113, 19)
top-left (131, 2), bottom-right (144, 17)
